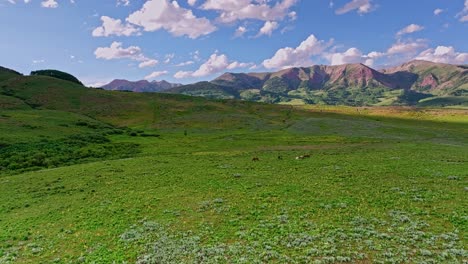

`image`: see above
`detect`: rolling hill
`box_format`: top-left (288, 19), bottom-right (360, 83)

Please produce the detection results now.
top-left (30, 69), bottom-right (84, 86)
top-left (165, 60), bottom-right (468, 107)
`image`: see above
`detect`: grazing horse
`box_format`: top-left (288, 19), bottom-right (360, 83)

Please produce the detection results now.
top-left (295, 154), bottom-right (311, 160)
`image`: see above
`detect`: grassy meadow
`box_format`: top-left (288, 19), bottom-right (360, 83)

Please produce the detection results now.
top-left (0, 76), bottom-right (467, 263)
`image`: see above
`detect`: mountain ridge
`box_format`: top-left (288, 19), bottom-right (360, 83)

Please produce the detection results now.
top-left (0, 60), bottom-right (466, 107)
top-left (101, 79), bottom-right (182, 93)
top-left (164, 60), bottom-right (467, 106)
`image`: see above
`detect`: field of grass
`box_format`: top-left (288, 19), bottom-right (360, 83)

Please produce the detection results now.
top-left (0, 74), bottom-right (467, 263)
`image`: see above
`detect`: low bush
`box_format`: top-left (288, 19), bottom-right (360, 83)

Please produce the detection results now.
top-left (0, 133), bottom-right (140, 173)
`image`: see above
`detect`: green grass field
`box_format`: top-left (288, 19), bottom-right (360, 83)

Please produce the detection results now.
top-left (0, 75), bottom-right (467, 263)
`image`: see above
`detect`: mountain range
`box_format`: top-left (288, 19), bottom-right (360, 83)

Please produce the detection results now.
top-left (1, 60), bottom-right (467, 107)
top-left (162, 60), bottom-right (467, 106)
top-left (99, 60), bottom-right (467, 106)
top-left (101, 79), bottom-right (182, 93)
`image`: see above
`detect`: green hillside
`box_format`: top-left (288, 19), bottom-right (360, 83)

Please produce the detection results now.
top-left (0, 66), bottom-right (21, 82)
top-left (0, 68), bottom-right (467, 263)
top-left (30, 69), bottom-right (83, 85)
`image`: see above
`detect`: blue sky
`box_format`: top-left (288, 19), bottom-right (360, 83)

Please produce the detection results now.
top-left (1, 0), bottom-right (467, 86)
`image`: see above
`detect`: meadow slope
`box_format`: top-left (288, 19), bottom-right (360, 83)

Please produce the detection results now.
top-left (0, 73), bottom-right (467, 263)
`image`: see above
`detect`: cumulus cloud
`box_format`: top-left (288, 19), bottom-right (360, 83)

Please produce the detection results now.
top-left (335, 0), bottom-right (374, 15)
top-left (7, 0), bottom-right (32, 3)
top-left (257, 21), bottom-right (278, 37)
top-left (41, 0), bottom-right (58, 8)
top-left (456, 0), bottom-right (468, 22)
top-left (126, 0), bottom-right (216, 39)
top-left (387, 40), bottom-right (428, 55)
top-left (396, 24), bottom-right (424, 37)
top-left (262, 34), bottom-right (333, 69)
top-left (174, 52), bottom-right (253, 78)
top-left (139, 59), bottom-right (159, 68)
top-left (327, 48), bottom-right (363, 65)
top-left (145, 71), bottom-right (168, 80)
top-left (187, 0), bottom-right (197, 6)
top-left (434, 8), bottom-right (444, 16)
top-left (92, 16), bottom-right (140, 37)
top-left (95, 42), bottom-right (146, 61)
top-left (164, 53), bottom-right (175, 64)
top-left (175, 60), bottom-right (195, 67)
top-left (201, 0), bottom-right (298, 23)
top-left (32, 59), bottom-right (45, 64)
top-left (234, 26), bottom-right (247, 38)
top-left (94, 42), bottom-right (159, 68)
top-left (326, 41), bottom-right (428, 67)
top-left (173, 71), bottom-right (193, 79)
top-left (416, 46), bottom-right (468, 64)
top-left (324, 48), bottom-right (385, 67)
top-left (117, 0), bottom-right (130, 6)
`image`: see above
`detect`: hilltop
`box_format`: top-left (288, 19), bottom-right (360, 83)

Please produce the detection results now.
top-left (30, 69), bottom-right (83, 85)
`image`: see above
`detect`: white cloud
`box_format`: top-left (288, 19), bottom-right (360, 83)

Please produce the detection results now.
top-left (145, 71), bottom-right (168, 80)
top-left (227, 61), bottom-right (254, 70)
top-left (174, 52), bottom-right (252, 78)
top-left (92, 16), bottom-right (140, 37)
top-left (95, 42), bottom-right (146, 61)
top-left (192, 53), bottom-right (229, 77)
top-left (262, 34), bottom-right (333, 69)
top-left (324, 40), bottom-right (436, 68)
top-left (324, 48), bottom-right (384, 67)
top-left (175, 60), bottom-right (195, 67)
top-left (86, 81), bottom-right (110, 88)
top-left (416, 46), bottom-right (468, 64)
top-left (126, 0), bottom-right (216, 39)
top-left (187, 0), bottom-right (197, 6)
top-left (201, 0), bottom-right (298, 23)
top-left (335, 0), bottom-right (374, 15)
top-left (7, 0), bottom-right (31, 3)
top-left (434, 8), bottom-right (444, 16)
top-left (174, 71), bottom-right (193, 79)
top-left (41, 0), bottom-right (58, 8)
top-left (327, 48), bottom-right (363, 66)
top-left (94, 42), bottom-right (159, 68)
top-left (139, 59), bottom-right (159, 68)
top-left (288, 11), bottom-right (297, 21)
top-left (257, 21), bottom-right (278, 37)
top-left (456, 0), bottom-right (468, 22)
top-left (396, 24), bottom-right (424, 37)
top-left (192, 50), bottom-right (201, 61)
top-left (117, 0), bottom-right (130, 6)
top-left (387, 40), bottom-right (427, 55)
top-left (234, 26), bottom-right (247, 38)
top-left (164, 53), bottom-right (175, 64)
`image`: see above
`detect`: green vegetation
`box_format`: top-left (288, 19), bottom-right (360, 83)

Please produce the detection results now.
top-left (0, 66), bottom-right (21, 82)
top-left (0, 66), bottom-right (467, 263)
top-left (0, 132), bottom-right (139, 174)
top-left (30, 69), bottom-right (83, 85)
